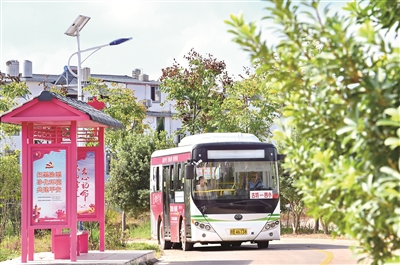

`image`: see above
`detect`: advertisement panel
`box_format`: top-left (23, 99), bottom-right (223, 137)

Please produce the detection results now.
top-left (77, 149), bottom-right (96, 217)
top-left (31, 148), bottom-right (67, 225)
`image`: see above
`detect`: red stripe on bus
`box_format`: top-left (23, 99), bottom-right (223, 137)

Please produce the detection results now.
top-left (151, 153), bottom-right (191, 165)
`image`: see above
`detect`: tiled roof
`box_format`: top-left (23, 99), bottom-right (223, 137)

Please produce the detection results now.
top-left (38, 91), bottom-right (123, 128)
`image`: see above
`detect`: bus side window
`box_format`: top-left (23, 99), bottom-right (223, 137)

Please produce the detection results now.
top-left (176, 163), bottom-right (183, 191)
top-left (163, 166), bottom-right (169, 189)
top-left (170, 165), bottom-right (174, 190)
top-left (156, 166), bottom-right (160, 191)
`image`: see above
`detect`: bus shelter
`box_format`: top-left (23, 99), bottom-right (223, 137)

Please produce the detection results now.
top-left (0, 90), bottom-right (123, 262)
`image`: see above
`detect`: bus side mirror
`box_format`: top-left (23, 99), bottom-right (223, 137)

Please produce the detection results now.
top-left (277, 154), bottom-right (286, 161)
top-left (185, 164), bottom-right (194, 179)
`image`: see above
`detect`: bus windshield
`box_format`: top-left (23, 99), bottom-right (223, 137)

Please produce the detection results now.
top-left (192, 161), bottom-right (279, 200)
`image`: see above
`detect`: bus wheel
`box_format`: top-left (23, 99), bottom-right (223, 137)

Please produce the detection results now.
top-left (257, 241), bottom-right (269, 249)
top-left (180, 220), bottom-right (193, 251)
top-left (159, 223), bottom-right (172, 250)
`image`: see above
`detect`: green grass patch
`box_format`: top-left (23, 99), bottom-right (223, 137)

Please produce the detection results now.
top-left (0, 235), bottom-right (20, 262)
top-left (126, 242), bottom-right (162, 258)
top-left (127, 215), bottom-right (152, 239)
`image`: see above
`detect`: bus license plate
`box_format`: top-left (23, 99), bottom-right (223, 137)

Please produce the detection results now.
top-left (230, 228), bottom-right (247, 235)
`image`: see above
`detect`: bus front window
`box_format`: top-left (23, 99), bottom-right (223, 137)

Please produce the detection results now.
top-left (192, 161), bottom-right (279, 200)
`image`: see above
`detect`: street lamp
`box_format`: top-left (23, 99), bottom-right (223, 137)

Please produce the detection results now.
top-left (65, 15), bottom-right (132, 101)
top-left (65, 15), bottom-right (90, 101)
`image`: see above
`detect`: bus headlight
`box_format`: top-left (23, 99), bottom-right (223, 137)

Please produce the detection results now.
top-left (193, 221), bottom-right (215, 233)
top-left (262, 220), bottom-right (280, 232)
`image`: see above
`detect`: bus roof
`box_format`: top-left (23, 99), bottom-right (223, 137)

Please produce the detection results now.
top-left (178, 132), bottom-right (260, 147)
top-left (151, 133), bottom-right (262, 159)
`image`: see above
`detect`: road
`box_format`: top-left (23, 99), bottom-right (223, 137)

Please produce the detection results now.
top-left (155, 237), bottom-right (360, 265)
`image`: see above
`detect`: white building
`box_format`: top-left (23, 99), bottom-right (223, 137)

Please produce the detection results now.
top-left (0, 59), bottom-right (182, 151)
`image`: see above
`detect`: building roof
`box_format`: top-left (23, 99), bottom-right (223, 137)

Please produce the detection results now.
top-left (51, 67), bottom-right (160, 86)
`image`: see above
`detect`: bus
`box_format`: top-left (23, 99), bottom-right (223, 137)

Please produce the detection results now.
top-left (150, 132), bottom-right (283, 251)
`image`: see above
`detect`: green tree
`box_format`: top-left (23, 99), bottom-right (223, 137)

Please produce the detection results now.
top-left (275, 130), bottom-right (305, 234)
top-left (0, 150), bottom-right (21, 241)
top-left (0, 75), bottom-right (30, 242)
top-left (219, 69), bottom-right (281, 140)
top-left (159, 48), bottom-right (233, 135)
top-left (0, 75), bottom-right (31, 140)
top-left (226, 1), bottom-right (399, 264)
top-left (159, 49), bottom-right (280, 141)
top-left (105, 131), bottom-right (174, 231)
top-left (84, 77), bottom-right (148, 151)
top-left (83, 77), bottom-right (151, 234)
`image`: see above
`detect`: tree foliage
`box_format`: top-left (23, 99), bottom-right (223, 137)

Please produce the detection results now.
top-left (0, 151), bottom-right (21, 241)
top-left (159, 49), bottom-right (280, 140)
top-left (105, 131), bottom-right (174, 217)
top-left (84, 77), bottom-right (148, 152)
top-left (0, 75), bottom-right (31, 140)
top-left (0, 75), bottom-right (29, 242)
top-left (159, 48), bottom-right (233, 135)
top-left (226, 0), bottom-right (399, 264)
top-left (219, 69), bottom-right (281, 140)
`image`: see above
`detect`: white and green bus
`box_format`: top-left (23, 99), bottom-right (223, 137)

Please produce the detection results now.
top-left (150, 133), bottom-right (283, 251)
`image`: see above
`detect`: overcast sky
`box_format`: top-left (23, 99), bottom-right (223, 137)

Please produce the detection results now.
top-left (0, 0), bottom-right (276, 81)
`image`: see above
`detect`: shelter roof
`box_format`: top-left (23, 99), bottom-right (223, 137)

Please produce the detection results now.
top-left (0, 90), bottom-right (123, 129)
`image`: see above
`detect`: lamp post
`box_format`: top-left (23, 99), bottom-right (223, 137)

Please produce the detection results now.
top-left (65, 15), bottom-right (132, 101)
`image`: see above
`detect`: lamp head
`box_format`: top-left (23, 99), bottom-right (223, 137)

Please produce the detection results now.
top-left (109, 37), bottom-right (133, 46)
top-left (65, 15), bottom-right (91, 36)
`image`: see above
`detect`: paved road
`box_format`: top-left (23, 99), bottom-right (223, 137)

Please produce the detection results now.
top-left (155, 237), bottom-right (360, 265)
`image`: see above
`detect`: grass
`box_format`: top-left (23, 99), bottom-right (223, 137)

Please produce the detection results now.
top-left (0, 235), bottom-right (20, 262)
top-left (127, 215), bottom-right (152, 239)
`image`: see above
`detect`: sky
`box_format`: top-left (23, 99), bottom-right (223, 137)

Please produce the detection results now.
top-left (0, 0), bottom-right (273, 82)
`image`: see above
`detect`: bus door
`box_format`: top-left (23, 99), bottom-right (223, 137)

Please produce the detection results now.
top-left (163, 165), bottom-right (171, 238)
top-left (170, 163), bottom-right (185, 242)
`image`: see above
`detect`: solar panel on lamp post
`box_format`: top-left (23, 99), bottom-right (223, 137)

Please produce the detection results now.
top-left (65, 15), bottom-right (132, 101)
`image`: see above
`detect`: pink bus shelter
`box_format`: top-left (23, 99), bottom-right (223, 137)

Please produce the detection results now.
top-left (0, 90), bottom-right (123, 262)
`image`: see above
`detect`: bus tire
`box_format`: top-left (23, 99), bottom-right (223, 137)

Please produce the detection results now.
top-left (159, 222), bottom-right (172, 250)
top-left (257, 241), bottom-right (269, 249)
top-left (180, 219), bottom-right (193, 251)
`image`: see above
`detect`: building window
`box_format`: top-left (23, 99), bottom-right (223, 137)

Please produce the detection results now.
top-left (151, 86), bottom-right (161, 103)
top-left (156, 117), bottom-right (165, 132)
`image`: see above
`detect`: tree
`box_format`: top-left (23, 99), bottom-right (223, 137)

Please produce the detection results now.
top-left (159, 48), bottom-right (233, 135)
top-left (275, 129), bottom-right (305, 234)
top-left (83, 77), bottom-right (151, 234)
top-left (105, 131), bottom-right (174, 231)
top-left (159, 49), bottom-right (280, 141)
top-left (226, 0), bottom-right (399, 264)
top-left (0, 74), bottom-right (31, 140)
top-left (0, 75), bottom-right (30, 242)
top-left (0, 150), bottom-right (21, 241)
top-left (84, 77), bottom-right (148, 151)
top-left (219, 68), bottom-right (281, 140)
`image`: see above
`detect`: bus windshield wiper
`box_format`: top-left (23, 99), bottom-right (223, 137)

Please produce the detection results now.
top-left (199, 200), bottom-right (251, 213)
top-left (199, 202), bottom-right (231, 213)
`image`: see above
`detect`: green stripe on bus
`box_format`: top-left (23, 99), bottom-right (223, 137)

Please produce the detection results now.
top-left (191, 215), bottom-right (280, 222)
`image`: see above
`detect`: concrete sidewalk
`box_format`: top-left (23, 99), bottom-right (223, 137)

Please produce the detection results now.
top-left (0, 250), bottom-right (157, 265)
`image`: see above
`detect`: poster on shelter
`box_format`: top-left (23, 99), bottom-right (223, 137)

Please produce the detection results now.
top-left (77, 150), bottom-right (96, 217)
top-left (32, 148), bottom-right (67, 225)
